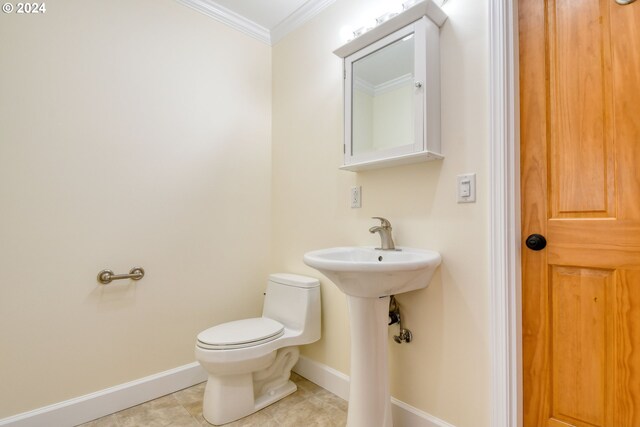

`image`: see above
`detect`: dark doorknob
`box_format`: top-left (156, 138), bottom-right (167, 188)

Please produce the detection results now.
top-left (525, 234), bottom-right (547, 251)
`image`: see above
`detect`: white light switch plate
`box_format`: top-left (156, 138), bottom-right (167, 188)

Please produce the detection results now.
top-left (457, 173), bottom-right (476, 203)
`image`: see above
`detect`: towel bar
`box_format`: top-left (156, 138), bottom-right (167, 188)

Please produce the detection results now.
top-left (97, 267), bottom-right (145, 285)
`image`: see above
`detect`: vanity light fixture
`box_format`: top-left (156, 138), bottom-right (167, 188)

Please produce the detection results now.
top-left (376, 12), bottom-right (398, 25)
top-left (353, 26), bottom-right (372, 38)
top-left (347, 0), bottom-right (446, 42)
top-left (402, 0), bottom-right (421, 10)
top-left (346, 1), bottom-right (407, 42)
top-left (340, 25), bottom-right (355, 42)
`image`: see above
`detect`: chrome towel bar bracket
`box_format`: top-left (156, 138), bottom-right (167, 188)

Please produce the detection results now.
top-left (98, 267), bottom-right (145, 285)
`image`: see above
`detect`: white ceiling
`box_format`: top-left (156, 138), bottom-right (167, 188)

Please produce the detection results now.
top-left (175, 0), bottom-right (336, 45)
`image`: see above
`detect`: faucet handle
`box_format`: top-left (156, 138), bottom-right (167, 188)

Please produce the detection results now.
top-left (371, 217), bottom-right (392, 228)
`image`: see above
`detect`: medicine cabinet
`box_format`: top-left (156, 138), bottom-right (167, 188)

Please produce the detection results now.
top-left (334, 1), bottom-right (446, 171)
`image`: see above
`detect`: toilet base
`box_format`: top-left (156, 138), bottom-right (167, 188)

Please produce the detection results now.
top-left (201, 347), bottom-right (300, 425)
top-left (254, 380), bottom-right (297, 414)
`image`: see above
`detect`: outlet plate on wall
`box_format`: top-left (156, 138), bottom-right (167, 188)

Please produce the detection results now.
top-left (351, 186), bottom-right (362, 208)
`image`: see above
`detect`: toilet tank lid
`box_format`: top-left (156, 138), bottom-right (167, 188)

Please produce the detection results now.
top-left (269, 273), bottom-right (319, 288)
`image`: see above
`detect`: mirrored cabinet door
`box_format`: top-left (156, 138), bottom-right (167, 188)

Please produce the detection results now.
top-left (340, 16), bottom-right (442, 171)
top-left (351, 28), bottom-right (418, 158)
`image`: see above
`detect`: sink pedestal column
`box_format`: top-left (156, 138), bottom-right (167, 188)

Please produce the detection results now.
top-left (346, 295), bottom-right (392, 427)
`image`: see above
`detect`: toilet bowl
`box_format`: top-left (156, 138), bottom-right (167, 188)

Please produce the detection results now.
top-left (195, 273), bottom-right (321, 425)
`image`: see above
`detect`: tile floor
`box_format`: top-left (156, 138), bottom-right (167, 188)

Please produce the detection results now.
top-left (77, 373), bottom-right (348, 427)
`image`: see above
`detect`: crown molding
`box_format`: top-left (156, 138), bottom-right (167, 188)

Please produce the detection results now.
top-left (175, 0), bottom-right (271, 44)
top-left (354, 73), bottom-right (414, 97)
top-left (271, 0), bottom-right (338, 45)
top-left (175, 0), bottom-right (335, 46)
top-left (354, 77), bottom-right (376, 96)
top-left (375, 73), bottom-right (413, 95)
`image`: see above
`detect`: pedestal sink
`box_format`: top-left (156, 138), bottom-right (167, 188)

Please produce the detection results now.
top-left (303, 246), bottom-right (441, 427)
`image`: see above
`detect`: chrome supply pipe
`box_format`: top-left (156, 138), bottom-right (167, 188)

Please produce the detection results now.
top-left (389, 296), bottom-right (412, 344)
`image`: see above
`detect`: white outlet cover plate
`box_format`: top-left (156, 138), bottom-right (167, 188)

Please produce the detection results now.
top-left (351, 186), bottom-right (362, 208)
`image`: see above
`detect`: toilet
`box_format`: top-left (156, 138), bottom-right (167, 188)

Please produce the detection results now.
top-left (195, 273), bottom-right (321, 425)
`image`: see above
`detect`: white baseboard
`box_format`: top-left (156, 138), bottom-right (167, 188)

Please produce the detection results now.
top-left (390, 397), bottom-right (456, 427)
top-left (293, 355), bottom-right (456, 427)
top-left (0, 362), bottom-right (208, 427)
top-left (1, 356), bottom-right (454, 427)
top-left (293, 354), bottom-right (351, 401)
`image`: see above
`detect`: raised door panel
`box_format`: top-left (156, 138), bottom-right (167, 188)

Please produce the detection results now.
top-left (548, 0), bottom-right (615, 218)
top-left (550, 267), bottom-right (614, 427)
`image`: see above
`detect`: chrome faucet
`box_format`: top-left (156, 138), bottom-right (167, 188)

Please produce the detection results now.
top-left (369, 217), bottom-right (396, 250)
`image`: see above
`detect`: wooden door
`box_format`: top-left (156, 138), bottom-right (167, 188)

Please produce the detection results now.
top-left (520, 0), bottom-right (640, 426)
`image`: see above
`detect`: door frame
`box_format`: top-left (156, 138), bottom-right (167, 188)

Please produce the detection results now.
top-left (488, 0), bottom-right (521, 426)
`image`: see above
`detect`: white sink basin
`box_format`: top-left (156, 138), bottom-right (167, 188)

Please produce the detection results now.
top-left (303, 246), bottom-right (441, 298)
top-left (304, 245), bottom-right (441, 426)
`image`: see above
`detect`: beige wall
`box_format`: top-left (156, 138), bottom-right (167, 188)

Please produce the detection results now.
top-left (1, 0), bottom-right (491, 424)
top-left (271, 0), bottom-right (491, 426)
top-left (0, 0), bottom-right (272, 418)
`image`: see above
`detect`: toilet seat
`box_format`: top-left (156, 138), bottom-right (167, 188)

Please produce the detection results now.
top-left (197, 317), bottom-right (284, 350)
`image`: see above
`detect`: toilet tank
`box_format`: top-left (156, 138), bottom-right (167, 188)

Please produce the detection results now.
top-left (262, 273), bottom-right (321, 343)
